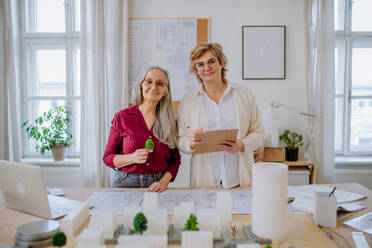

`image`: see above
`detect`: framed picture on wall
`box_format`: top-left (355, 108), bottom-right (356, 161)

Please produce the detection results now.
top-left (242, 25), bottom-right (286, 80)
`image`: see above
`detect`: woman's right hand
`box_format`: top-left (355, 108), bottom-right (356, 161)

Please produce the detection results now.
top-left (131, 148), bottom-right (149, 164)
top-left (188, 128), bottom-right (203, 150)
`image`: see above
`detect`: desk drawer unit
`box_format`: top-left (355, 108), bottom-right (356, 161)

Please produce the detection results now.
top-left (288, 169), bottom-right (310, 185)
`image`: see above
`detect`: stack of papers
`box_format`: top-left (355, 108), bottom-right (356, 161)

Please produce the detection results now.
top-left (289, 185), bottom-right (367, 214)
top-left (344, 212), bottom-right (372, 234)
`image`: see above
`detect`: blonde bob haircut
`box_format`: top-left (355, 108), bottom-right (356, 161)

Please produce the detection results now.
top-left (189, 42), bottom-right (228, 83)
top-left (133, 67), bottom-right (178, 149)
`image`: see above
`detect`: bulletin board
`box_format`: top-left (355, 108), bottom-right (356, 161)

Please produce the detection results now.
top-left (128, 18), bottom-right (209, 115)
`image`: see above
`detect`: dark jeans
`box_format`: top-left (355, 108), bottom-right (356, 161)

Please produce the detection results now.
top-left (112, 170), bottom-right (164, 188)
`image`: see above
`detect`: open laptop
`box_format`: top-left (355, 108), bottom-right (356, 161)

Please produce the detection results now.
top-left (0, 160), bottom-right (82, 219)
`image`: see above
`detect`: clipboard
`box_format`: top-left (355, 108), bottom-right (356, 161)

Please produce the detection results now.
top-left (194, 129), bottom-right (238, 154)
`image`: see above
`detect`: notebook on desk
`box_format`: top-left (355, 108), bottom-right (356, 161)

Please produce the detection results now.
top-left (0, 160), bottom-right (82, 219)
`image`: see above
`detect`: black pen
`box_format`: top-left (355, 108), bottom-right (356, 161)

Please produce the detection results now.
top-left (329, 187), bottom-right (336, 197)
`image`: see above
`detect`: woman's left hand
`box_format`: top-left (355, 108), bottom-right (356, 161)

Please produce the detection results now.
top-left (147, 181), bottom-right (167, 193)
top-left (147, 172), bottom-right (172, 193)
top-left (217, 140), bottom-right (245, 154)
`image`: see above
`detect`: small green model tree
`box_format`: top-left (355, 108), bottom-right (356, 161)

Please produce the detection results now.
top-left (133, 212), bottom-right (148, 234)
top-left (183, 214), bottom-right (199, 231)
top-left (145, 139), bottom-right (154, 151)
top-left (52, 231), bottom-right (67, 247)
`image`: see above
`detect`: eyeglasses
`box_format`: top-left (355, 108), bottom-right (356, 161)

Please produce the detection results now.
top-left (195, 58), bottom-right (218, 71)
top-left (142, 79), bottom-right (167, 88)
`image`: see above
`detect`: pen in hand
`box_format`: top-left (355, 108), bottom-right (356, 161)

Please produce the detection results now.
top-left (329, 187), bottom-right (336, 197)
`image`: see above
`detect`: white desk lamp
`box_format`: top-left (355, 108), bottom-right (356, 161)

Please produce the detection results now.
top-left (271, 101), bottom-right (320, 162)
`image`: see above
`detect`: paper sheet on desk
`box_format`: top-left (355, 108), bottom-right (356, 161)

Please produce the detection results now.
top-left (344, 212), bottom-right (372, 234)
top-left (289, 185), bottom-right (367, 214)
top-left (338, 202), bottom-right (366, 212)
top-left (288, 185), bottom-right (366, 203)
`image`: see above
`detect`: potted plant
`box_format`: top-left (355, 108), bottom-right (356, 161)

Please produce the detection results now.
top-left (22, 106), bottom-right (74, 161)
top-left (279, 129), bottom-right (303, 161)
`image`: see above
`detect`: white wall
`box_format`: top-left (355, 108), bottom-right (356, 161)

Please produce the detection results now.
top-left (130, 0), bottom-right (309, 138)
top-left (129, 0), bottom-right (310, 186)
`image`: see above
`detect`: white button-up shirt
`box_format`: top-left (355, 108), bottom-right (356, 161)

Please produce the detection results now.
top-left (200, 82), bottom-right (239, 188)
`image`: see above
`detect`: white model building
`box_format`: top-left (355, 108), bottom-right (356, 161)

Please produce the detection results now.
top-left (236, 244), bottom-right (260, 248)
top-left (216, 191), bottom-right (232, 225)
top-left (115, 246), bottom-right (149, 248)
top-left (173, 201), bottom-right (195, 229)
top-left (118, 235), bottom-right (167, 248)
top-left (181, 231), bottom-right (213, 248)
top-left (196, 209), bottom-right (221, 239)
top-left (144, 209), bottom-right (168, 235)
top-left (143, 192), bottom-right (158, 212)
top-left (61, 202), bottom-right (90, 236)
top-left (76, 227), bottom-right (104, 247)
top-left (89, 209), bottom-right (117, 239)
top-left (122, 206), bottom-right (142, 230)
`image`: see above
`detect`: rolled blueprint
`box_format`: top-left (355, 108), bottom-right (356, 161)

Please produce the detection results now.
top-left (252, 162), bottom-right (288, 241)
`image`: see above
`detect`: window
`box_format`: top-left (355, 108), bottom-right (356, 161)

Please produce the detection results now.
top-left (21, 0), bottom-right (80, 158)
top-left (334, 0), bottom-right (372, 155)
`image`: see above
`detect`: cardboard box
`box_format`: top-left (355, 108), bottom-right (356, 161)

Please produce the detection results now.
top-left (263, 147), bottom-right (285, 162)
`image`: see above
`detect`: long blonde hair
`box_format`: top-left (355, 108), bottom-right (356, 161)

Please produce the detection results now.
top-left (134, 67), bottom-right (178, 149)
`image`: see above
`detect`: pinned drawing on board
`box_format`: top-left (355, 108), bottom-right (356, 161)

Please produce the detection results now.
top-left (242, 25), bottom-right (286, 80)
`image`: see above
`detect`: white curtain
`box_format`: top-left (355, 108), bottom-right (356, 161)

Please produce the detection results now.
top-left (80, 0), bottom-right (129, 187)
top-left (0, 0), bottom-right (22, 162)
top-left (307, 0), bottom-right (335, 183)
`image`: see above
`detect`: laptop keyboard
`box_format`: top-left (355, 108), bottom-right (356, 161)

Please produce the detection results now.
top-left (48, 195), bottom-right (82, 219)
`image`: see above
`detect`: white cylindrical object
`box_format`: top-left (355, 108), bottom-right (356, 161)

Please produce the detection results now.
top-left (252, 162), bottom-right (288, 241)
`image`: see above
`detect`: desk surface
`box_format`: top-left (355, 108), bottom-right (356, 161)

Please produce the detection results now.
top-left (0, 183), bottom-right (371, 248)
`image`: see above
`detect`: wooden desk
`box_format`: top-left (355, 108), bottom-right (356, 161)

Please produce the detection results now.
top-left (257, 158), bottom-right (316, 184)
top-left (0, 184), bottom-right (370, 248)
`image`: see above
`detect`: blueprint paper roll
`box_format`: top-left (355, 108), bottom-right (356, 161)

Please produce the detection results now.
top-left (252, 162), bottom-right (288, 241)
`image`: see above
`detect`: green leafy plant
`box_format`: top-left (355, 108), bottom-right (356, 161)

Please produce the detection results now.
top-left (52, 231), bottom-right (67, 247)
top-left (183, 214), bottom-right (199, 231)
top-left (133, 212), bottom-right (148, 234)
top-left (22, 106), bottom-right (74, 155)
top-left (279, 129), bottom-right (303, 150)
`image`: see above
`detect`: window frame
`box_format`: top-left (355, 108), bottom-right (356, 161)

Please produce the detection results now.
top-left (335, 0), bottom-right (372, 156)
top-left (20, 0), bottom-right (80, 159)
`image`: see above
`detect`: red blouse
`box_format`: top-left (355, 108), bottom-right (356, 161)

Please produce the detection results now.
top-left (103, 105), bottom-right (181, 180)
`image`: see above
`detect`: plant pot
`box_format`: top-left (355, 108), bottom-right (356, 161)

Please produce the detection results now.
top-left (285, 147), bottom-right (299, 161)
top-left (52, 145), bottom-right (67, 161)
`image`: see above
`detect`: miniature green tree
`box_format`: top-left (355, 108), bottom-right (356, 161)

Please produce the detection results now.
top-left (52, 231), bottom-right (67, 247)
top-left (133, 212), bottom-right (148, 234)
top-left (183, 214), bottom-right (199, 231)
top-left (145, 139), bottom-right (154, 151)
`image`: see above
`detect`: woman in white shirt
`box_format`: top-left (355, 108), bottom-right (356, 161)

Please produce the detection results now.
top-left (177, 42), bottom-right (264, 188)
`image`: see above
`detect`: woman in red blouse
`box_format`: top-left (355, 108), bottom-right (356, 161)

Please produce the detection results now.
top-left (103, 67), bottom-right (180, 192)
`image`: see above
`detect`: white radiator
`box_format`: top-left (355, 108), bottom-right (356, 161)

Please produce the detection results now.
top-left (335, 169), bottom-right (372, 190)
top-left (41, 167), bottom-right (83, 188)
